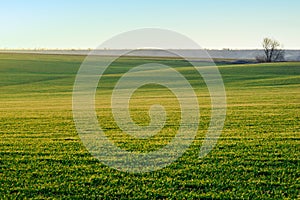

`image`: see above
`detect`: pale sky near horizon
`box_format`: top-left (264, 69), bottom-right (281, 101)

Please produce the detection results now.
top-left (1, 0), bottom-right (300, 49)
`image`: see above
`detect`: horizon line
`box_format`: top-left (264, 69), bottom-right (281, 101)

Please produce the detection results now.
top-left (1, 48), bottom-right (300, 51)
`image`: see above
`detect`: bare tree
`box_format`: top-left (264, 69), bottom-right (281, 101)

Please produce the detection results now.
top-left (256, 38), bottom-right (285, 62)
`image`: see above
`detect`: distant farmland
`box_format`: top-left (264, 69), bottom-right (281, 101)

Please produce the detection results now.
top-left (1, 49), bottom-right (300, 61)
top-left (0, 53), bottom-right (299, 199)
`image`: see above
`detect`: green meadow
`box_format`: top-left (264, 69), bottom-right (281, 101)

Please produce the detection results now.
top-left (0, 53), bottom-right (299, 199)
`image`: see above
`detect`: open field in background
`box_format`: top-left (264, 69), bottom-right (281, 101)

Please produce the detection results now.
top-left (1, 49), bottom-right (300, 61)
top-left (0, 53), bottom-right (299, 199)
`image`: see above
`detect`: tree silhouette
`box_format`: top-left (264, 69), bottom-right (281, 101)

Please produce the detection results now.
top-left (256, 38), bottom-right (285, 62)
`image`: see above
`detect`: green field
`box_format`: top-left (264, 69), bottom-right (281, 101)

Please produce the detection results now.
top-left (0, 53), bottom-right (299, 199)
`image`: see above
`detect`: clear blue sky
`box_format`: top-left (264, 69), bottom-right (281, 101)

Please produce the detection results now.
top-left (1, 0), bottom-right (300, 49)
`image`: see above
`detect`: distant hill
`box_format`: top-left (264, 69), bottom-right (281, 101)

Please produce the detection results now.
top-left (1, 49), bottom-right (299, 61)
